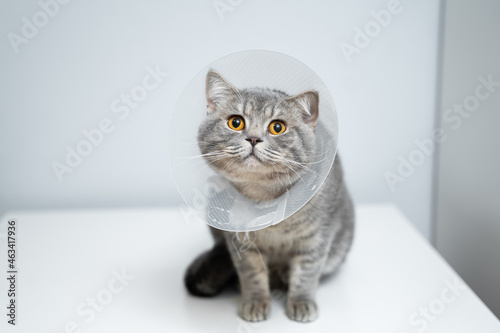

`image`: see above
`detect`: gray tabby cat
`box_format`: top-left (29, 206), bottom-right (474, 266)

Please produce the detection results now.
top-left (184, 70), bottom-right (355, 322)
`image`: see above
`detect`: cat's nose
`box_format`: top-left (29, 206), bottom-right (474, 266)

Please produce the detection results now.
top-left (246, 137), bottom-right (263, 146)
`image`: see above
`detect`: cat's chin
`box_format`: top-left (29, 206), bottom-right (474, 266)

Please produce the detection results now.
top-left (217, 165), bottom-right (287, 185)
top-left (242, 153), bottom-right (263, 167)
top-left (209, 155), bottom-right (299, 198)
top-left (219, 165), bottom-right (297, 201)
top-left (230, 180), bottom-right (289, 201)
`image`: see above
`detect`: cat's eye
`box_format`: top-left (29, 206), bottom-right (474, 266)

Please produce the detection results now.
top-left (269, 120), bottom-right (286, 135)
top-left (228, 116), bottom-right (245, 131)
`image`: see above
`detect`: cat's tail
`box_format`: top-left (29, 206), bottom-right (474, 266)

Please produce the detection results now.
top-left (184, 241), bottom-right (236, 297)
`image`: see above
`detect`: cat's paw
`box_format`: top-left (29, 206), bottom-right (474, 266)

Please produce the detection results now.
top-left (239, 298), bottom-right (271, 322)
top-left (286, 299), bottom-right (318, 322)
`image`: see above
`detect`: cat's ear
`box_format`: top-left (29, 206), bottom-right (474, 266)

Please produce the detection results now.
top-left (286, 90), bottom-right (319, 128)
top-left (205, 70), bottom-right (239, 114)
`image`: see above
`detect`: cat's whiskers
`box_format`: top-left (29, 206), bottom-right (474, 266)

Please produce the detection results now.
top-left (176, 155), bottom-right (227, 172)
top-left (268, 161), bottom-right (291, 184)
top-left (266, 149), bottom-right (317, 174)
top-left (173, 149), bottom-right (235, 170)
top-left (260, 147), bottom-right (311, 186)
top-left (178, 151), bottom-right (229, 159)
top-left (264, 146), bottom-right (329, 165)
top-left (279, 160), bottom-right (308, 186)
top-left (220, 154), bottom-right (240, 175)
top-left (179, 140), bottom-right (209, 145)
top-left (200, 154), bottom-right (234, 171)
top-left (172, 151), bottom-right (231, 171)
top-left (201, 147), bottom-right (246, 172)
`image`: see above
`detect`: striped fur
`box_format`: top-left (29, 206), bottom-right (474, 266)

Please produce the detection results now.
top-left (185, 71), bottom-right (355, 322)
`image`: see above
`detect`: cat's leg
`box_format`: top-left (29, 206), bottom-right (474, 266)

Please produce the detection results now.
top-left (227, 233), bottom-right (271, 322)
top-left (286, 252), bottom-right (326, 322)
top-left (322, 227), bottom-right (354, 277)
top-left (322, 190), bottom-right (355, 277)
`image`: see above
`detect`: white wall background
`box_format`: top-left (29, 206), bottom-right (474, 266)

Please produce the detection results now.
top-left (0, 0), bottom-right (440, 238)
top-left (436, 0), bottom-right (500, 317)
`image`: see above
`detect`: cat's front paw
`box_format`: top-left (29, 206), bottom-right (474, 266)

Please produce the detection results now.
top-left (239, 298), bottom-right (271, 322)
top-left (286, 298), bottom-right (318, 322)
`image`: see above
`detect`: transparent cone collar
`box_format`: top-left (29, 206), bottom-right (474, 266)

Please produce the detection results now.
top-left (169, 51), bottom-right (338, 232)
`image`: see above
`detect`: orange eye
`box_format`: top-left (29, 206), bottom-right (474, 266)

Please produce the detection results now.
top-left (228, 116), bottom-right (245, 131)
top-left (269, 120), bottom-right (286, 135)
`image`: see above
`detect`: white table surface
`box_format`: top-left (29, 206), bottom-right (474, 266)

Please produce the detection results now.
top-left (1, 204), bottom-right (499, 333)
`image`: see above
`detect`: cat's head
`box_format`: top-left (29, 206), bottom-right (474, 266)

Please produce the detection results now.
top-left (198, 70), bottom-right (319, 200)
